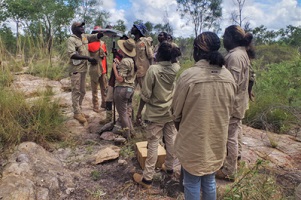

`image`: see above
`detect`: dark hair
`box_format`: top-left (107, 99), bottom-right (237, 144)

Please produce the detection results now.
top-left (159, 31), bottom-right (168, 39)
top-left (193, 32), bottom-right (225, 67)
top-left (156, 41), bottom-right (180, 62)
top-left (225, 25), bottom-right (255, 59)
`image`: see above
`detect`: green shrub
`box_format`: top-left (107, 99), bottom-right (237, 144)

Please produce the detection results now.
top-left (245, 57), bottom-right (301, 133)
top-left (0, 88), bottom-right (65, 151)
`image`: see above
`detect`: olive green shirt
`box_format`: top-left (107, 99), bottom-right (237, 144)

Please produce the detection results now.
top-left (172, 60), bottom-right (236, 176)
top-left (115, 57), bottom-right (136, 88)
top-left (141, 62), bottom-right (180, 123)
top-left (67, 34), bottom-right (99, 74)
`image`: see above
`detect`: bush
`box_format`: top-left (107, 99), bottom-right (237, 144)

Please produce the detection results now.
top-left (244, 56), bottom-right (301, 133)
top-left (0, 88), bottom-right (66, 151)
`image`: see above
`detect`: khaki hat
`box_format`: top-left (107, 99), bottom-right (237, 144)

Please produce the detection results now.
top-left (71, 22), bottom-right (85, 32)
top-left (117, 38), bottom-right (136, 57)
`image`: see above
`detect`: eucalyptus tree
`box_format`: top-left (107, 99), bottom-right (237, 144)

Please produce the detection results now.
top-left (176, 0), bottom-right (222, 37)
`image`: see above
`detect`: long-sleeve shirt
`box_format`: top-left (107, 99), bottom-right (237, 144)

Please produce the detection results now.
top-left (172, 60), bottom-right (236, 176)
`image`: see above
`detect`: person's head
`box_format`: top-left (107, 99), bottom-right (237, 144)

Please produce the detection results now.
top-left (167, 34), bottom-right (173, 42)
top-left (71, 22), bottom-right (85, 35)
top-left (117, 38), bottom-right (136, 58)
top-left (193, 32), bottom-right (225, 67)
top-left (120, 34), bottom-right (129, 40)
top-left (91, 25), bottom-right (102, 34)
top-left (156, 41), bottom-right (181, 62)
top-left (131, 23), bottom-right (147, 37)
top-left (223, 25), bottom-right (255, 58)
top-left (158, 32), bottom-right (168, 43)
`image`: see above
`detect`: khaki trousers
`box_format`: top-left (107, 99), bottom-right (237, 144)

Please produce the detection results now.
top-left (71, 72), bottom-right (86, 114)
top-left (91, 74), bottom-right (108, 108)
top-left (222, 117), bottom-right (242, 176)
top-left (113, 86), bottom-right (134, 138)
top-left (143, 121), bottom-right (177, 181)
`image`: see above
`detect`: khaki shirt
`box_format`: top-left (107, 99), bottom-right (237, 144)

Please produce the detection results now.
top-left (141, 62), bottom-right (180, 123)
top-left (134, 37), bottom-right (154, 78)
top-left (115, 57), bottom-right (136, 88)
top-left (225, 46), bottom-right (250, 119)
top-left (67, 34), bottom-right (98, 74)
top-left (89, 40), bottom-right (106, 80)
top-left (172, 60), bottom-right (236, 176)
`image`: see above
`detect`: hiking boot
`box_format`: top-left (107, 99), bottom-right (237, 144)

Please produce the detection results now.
top-left (161, 163), bottom-right (174, 175)
top-left (99, 110), bottom-right (112, 124)
top-left (215, 169), bottom-right (235, 182)
top-left (133, 173), bottom-right (152, 189)
top-left (93, 106), bottom-right (100, 113)
top-left (100, 101), bottom-right (106, 109)
top-left (74, 114), bottom-right (87, 124)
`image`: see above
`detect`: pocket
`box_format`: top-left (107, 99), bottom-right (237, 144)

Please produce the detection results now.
top-left (125, 87), bottom-right (133, 99)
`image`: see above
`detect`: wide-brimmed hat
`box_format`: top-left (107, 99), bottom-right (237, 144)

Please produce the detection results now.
top-left (134, 23), bottom-right (147, 36)
top-left (71, 22), bottom-right (85, 32)
top-left (117, 38), bottom-right (136, 57)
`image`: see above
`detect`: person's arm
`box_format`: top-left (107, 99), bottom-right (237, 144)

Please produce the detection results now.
top-left (112, 58), bottom-right (124, 83)
top-left (67, 38), bottom-right (97, 64)
top-left (136, 98), bottom-right (145, 125)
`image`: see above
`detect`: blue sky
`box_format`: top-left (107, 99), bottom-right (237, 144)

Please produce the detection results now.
top-left (102, 0), bottom-right (301, 37)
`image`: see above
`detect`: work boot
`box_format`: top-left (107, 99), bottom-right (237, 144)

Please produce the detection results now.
top-left (100, 101), bottom-right (106, 109)
top-left (74, 113), bottom-right (87, 124)
top-left (161, 163), bottom-right (174, 175)
top-left (215, 169), bottom-right (235, 182)
top-left (133, 173), bottom-right (152, 189)
top-left (99, 110), bottom-right (112, 124)
top-left (93, 106), bottom-right (100, 113)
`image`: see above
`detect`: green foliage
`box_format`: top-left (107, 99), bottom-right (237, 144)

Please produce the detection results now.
top-left (244, 56), bottom-right (301, 133)
top-left (90, 170), bottom-right (101, 181)
top-left (218, 160), bottom-right (284, 200)
top-left (0, 88), bottom-right (65, 151)
top-left (120, 144), bottom-right (135, 159)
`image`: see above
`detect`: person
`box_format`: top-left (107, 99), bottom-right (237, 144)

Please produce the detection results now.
top-left (153, 31), bottom-right (168, 62)
top-left (130, 23), bottom-right (154, 88)
top-left (67, 22), bottom-right (103, 124)
top-left (133, 42), bottom-right (181, 189)
top-left (215, 25), bottom-right (255, 181)
top-left (172, 32), bottom-right (236, 200)
top-left (111, 38), bottom-right (137, 139)
top-left (88, 26), bottom-right (108, 113)
top-left (100, 34), bottom-right (129, 124)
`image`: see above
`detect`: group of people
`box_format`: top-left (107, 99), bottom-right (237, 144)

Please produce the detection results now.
top-left (67, 21), bottom-right (255, 200)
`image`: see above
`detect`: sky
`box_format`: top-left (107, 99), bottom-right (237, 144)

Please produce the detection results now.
top-left (101, 0), bottom-right (301, 38)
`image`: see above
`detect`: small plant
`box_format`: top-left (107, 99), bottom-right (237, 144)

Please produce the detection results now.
top-left (120, 144), bottom-right (135, 159)
top-left (218, 160), bottom-right (284, 200)
top-left (86, 188), bottom-right (106, 199)
top-left (90, 170), bottom-right (101, 181)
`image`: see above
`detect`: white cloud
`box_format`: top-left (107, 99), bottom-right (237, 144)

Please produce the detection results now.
top-left (101, 0), bottom-right (301, 37)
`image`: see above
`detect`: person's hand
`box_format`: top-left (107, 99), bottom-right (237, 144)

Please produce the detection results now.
top-left (88, 57), bottom-right (97, 65)
top-left (113, 58), bottom-right (120, 65)
top-left (97, 32), bottom-right (104, 38)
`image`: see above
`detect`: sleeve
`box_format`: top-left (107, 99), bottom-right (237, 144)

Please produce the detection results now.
top-left (226, 55), bottom-right (243, 85)
top-left (171, 73), bottom-right (190, 123)
top-left (140, 66), bottom-right (154, 103)
top-left (117, 59), bottom-right (130, 78)
top-left (67, 38), bottom-right (77, 58)
top-left (86, 33), bottom-right (99, 43)
top-left (144, 40), bottom-right (154, 60)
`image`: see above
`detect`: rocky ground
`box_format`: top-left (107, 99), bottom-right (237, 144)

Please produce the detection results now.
top-left (0, 72), bottom-right (300, 200)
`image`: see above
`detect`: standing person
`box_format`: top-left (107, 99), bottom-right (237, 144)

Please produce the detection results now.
top-left (99, 34), bottom-right (129, 124)
top-left (133, 42), bottom-right (181, 189)
top-left (130, 23), bottom-right (154, 88)
top-left (67, 22), bottom-right (103, 124)
top-left (112, 38), bottom-right (136, 139)
top-left (88, 26), bottom-right (108, 113)
top-left (215, 25), bottom-right (255, 181)
top-left (153, 31), bottom-right (168, 62)
top-left (172, 32), bottom-right (236, 200)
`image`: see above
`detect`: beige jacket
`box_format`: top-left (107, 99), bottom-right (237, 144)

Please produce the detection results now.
top-left (134, 37), bottom-right (154, 77)
top-left (172, 60), bottom-right (236, 176)
top-left (225, 46), bottom-right (250, 119)
top-left (67, 34), bottom-right (99, 74)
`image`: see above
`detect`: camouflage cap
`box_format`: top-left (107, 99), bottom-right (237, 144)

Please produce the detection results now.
top-left (71, 22), bottom-right (85, 33)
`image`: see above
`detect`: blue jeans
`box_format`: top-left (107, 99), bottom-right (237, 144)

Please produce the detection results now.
top-left (183, 168), bottom-right (216, 200)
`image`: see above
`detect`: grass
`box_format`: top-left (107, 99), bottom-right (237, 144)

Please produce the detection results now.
top-left (218, 160), bottom-right (285, 200)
